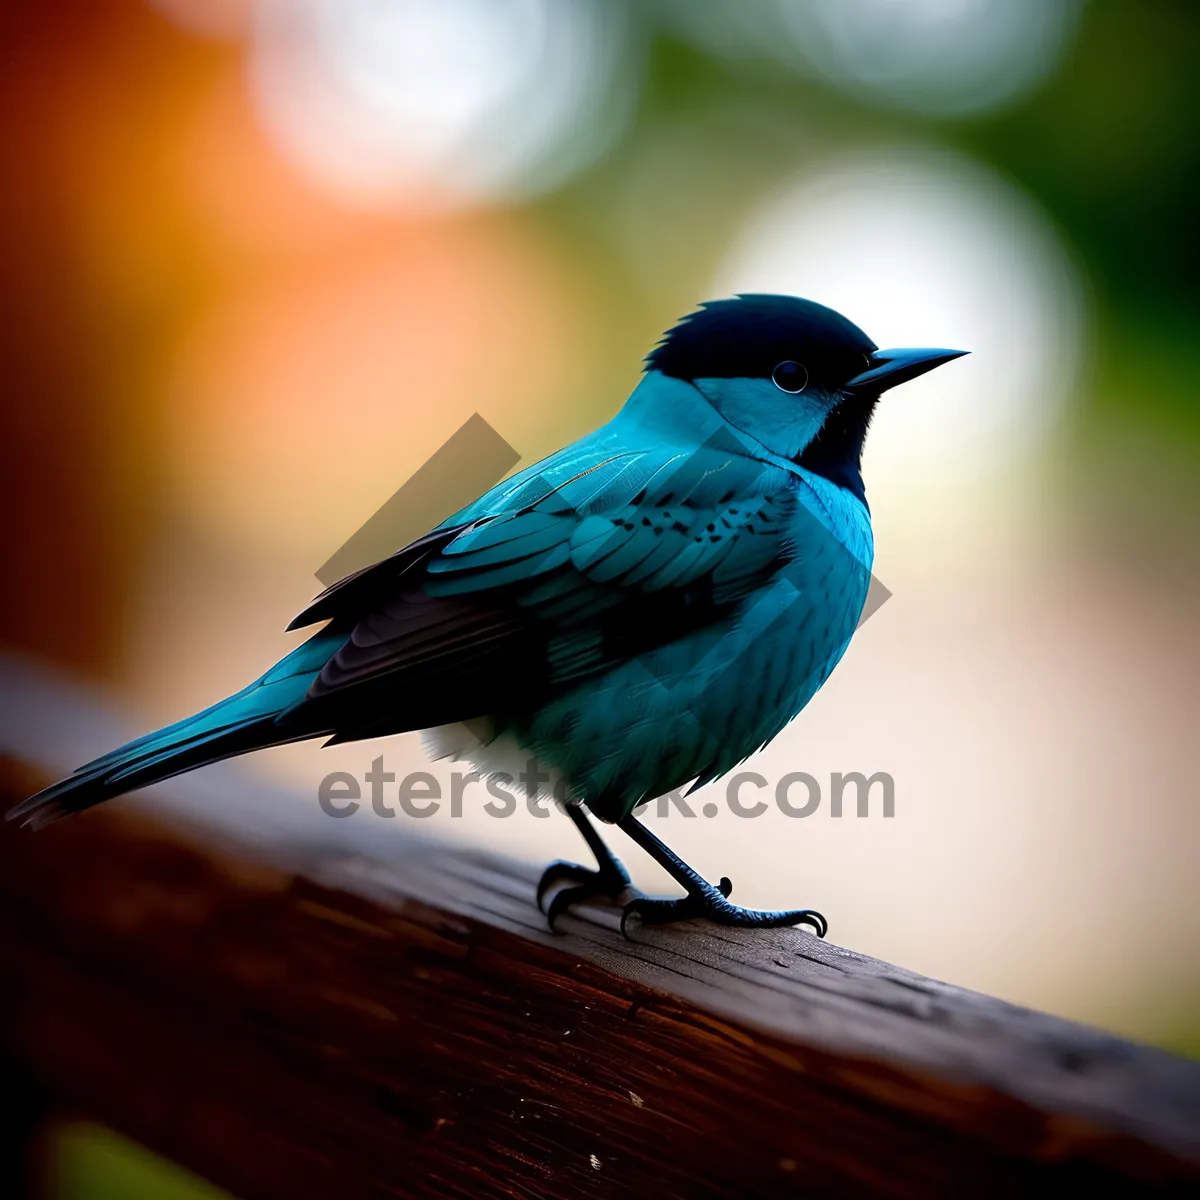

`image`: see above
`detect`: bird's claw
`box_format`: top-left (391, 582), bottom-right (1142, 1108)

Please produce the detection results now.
top-left (536, 858), bottom-right (632, 931)
top-left (620, 881), bottom-right (826, 940)
top-left (535, 861), bottom-right (597, 913)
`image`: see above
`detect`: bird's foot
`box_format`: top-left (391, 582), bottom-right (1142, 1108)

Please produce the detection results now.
top-left (620, 878), bottom-right (827, 940)
top-left (536, 857), bottom-right (634, 931)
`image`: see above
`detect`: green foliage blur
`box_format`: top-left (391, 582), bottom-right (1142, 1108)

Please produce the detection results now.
top-left (52, 1125), bottom-right (230, 1200)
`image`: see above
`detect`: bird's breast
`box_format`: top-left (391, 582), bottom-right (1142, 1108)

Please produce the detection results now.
top-left (505, 477), bottom-right (873, 818)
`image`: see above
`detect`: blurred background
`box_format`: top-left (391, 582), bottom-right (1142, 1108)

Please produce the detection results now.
top-left (1, 2), bottom-right (1197, 1188)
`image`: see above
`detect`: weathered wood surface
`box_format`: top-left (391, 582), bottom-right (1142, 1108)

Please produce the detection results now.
top-left (0, 663), bottom-right (1198, 1198)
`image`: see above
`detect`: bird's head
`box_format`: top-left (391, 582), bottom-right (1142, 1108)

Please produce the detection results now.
top-left (645, 294), bottom-right (965, 495)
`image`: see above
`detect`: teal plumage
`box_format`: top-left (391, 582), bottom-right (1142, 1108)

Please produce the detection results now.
top-left (10, 295), bottom-right (964, 936)
top-left (420, 371), bottom-right (874, 819)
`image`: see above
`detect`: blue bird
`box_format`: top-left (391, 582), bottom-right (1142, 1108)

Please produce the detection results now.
top-left (8, 295), bottom-right (964, 937)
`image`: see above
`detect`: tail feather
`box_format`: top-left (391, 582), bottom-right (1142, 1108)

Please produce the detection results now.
top-left (6, 629), bottom-right (345, 829)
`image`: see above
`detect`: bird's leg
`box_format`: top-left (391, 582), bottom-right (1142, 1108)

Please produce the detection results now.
top-left (616, 813), bottom-right (827, 940)
top-left (537, 804), bottom-right (634, 930)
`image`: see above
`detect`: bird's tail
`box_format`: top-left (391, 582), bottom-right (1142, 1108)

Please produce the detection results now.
top-left (6, 629), bottom-right (345, 829)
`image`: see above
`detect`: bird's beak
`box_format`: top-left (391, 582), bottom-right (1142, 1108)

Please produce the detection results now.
top-left (844, 347), bottom-right (968, 394)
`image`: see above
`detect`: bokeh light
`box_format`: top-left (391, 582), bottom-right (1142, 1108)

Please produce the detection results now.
top-left (250, 0), bottom-right (643, 208)
top-left (778, 0), bottom-right (1087, 117)
top-left (716, 145), bottom-right (1086, 499)
top-left (659, 0), bottom-right (1085, 117)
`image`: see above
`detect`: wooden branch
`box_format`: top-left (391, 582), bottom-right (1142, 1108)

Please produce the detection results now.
top-left (0, 667), bottom-right (1197, 1198)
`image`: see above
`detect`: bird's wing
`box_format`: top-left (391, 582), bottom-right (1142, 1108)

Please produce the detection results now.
top-left (282, 435), bottom-right (804, 738)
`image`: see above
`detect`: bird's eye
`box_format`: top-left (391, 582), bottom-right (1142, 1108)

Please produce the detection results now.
top-left (771, 360), bottom-right (808, 394)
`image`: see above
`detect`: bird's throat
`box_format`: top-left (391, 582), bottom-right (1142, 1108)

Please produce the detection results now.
top-left (797, 393), bottom-right (878, 507)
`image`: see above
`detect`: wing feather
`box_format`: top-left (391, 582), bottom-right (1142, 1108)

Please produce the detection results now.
top-left (282, 439), bottom-right (800, 742)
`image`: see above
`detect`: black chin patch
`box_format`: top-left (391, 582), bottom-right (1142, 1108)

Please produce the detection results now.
top-left (797, 393), bottom-right (879, 507)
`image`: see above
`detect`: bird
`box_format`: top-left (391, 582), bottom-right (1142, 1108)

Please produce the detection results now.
top-left (8, 294), bottom-right (964, 938)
